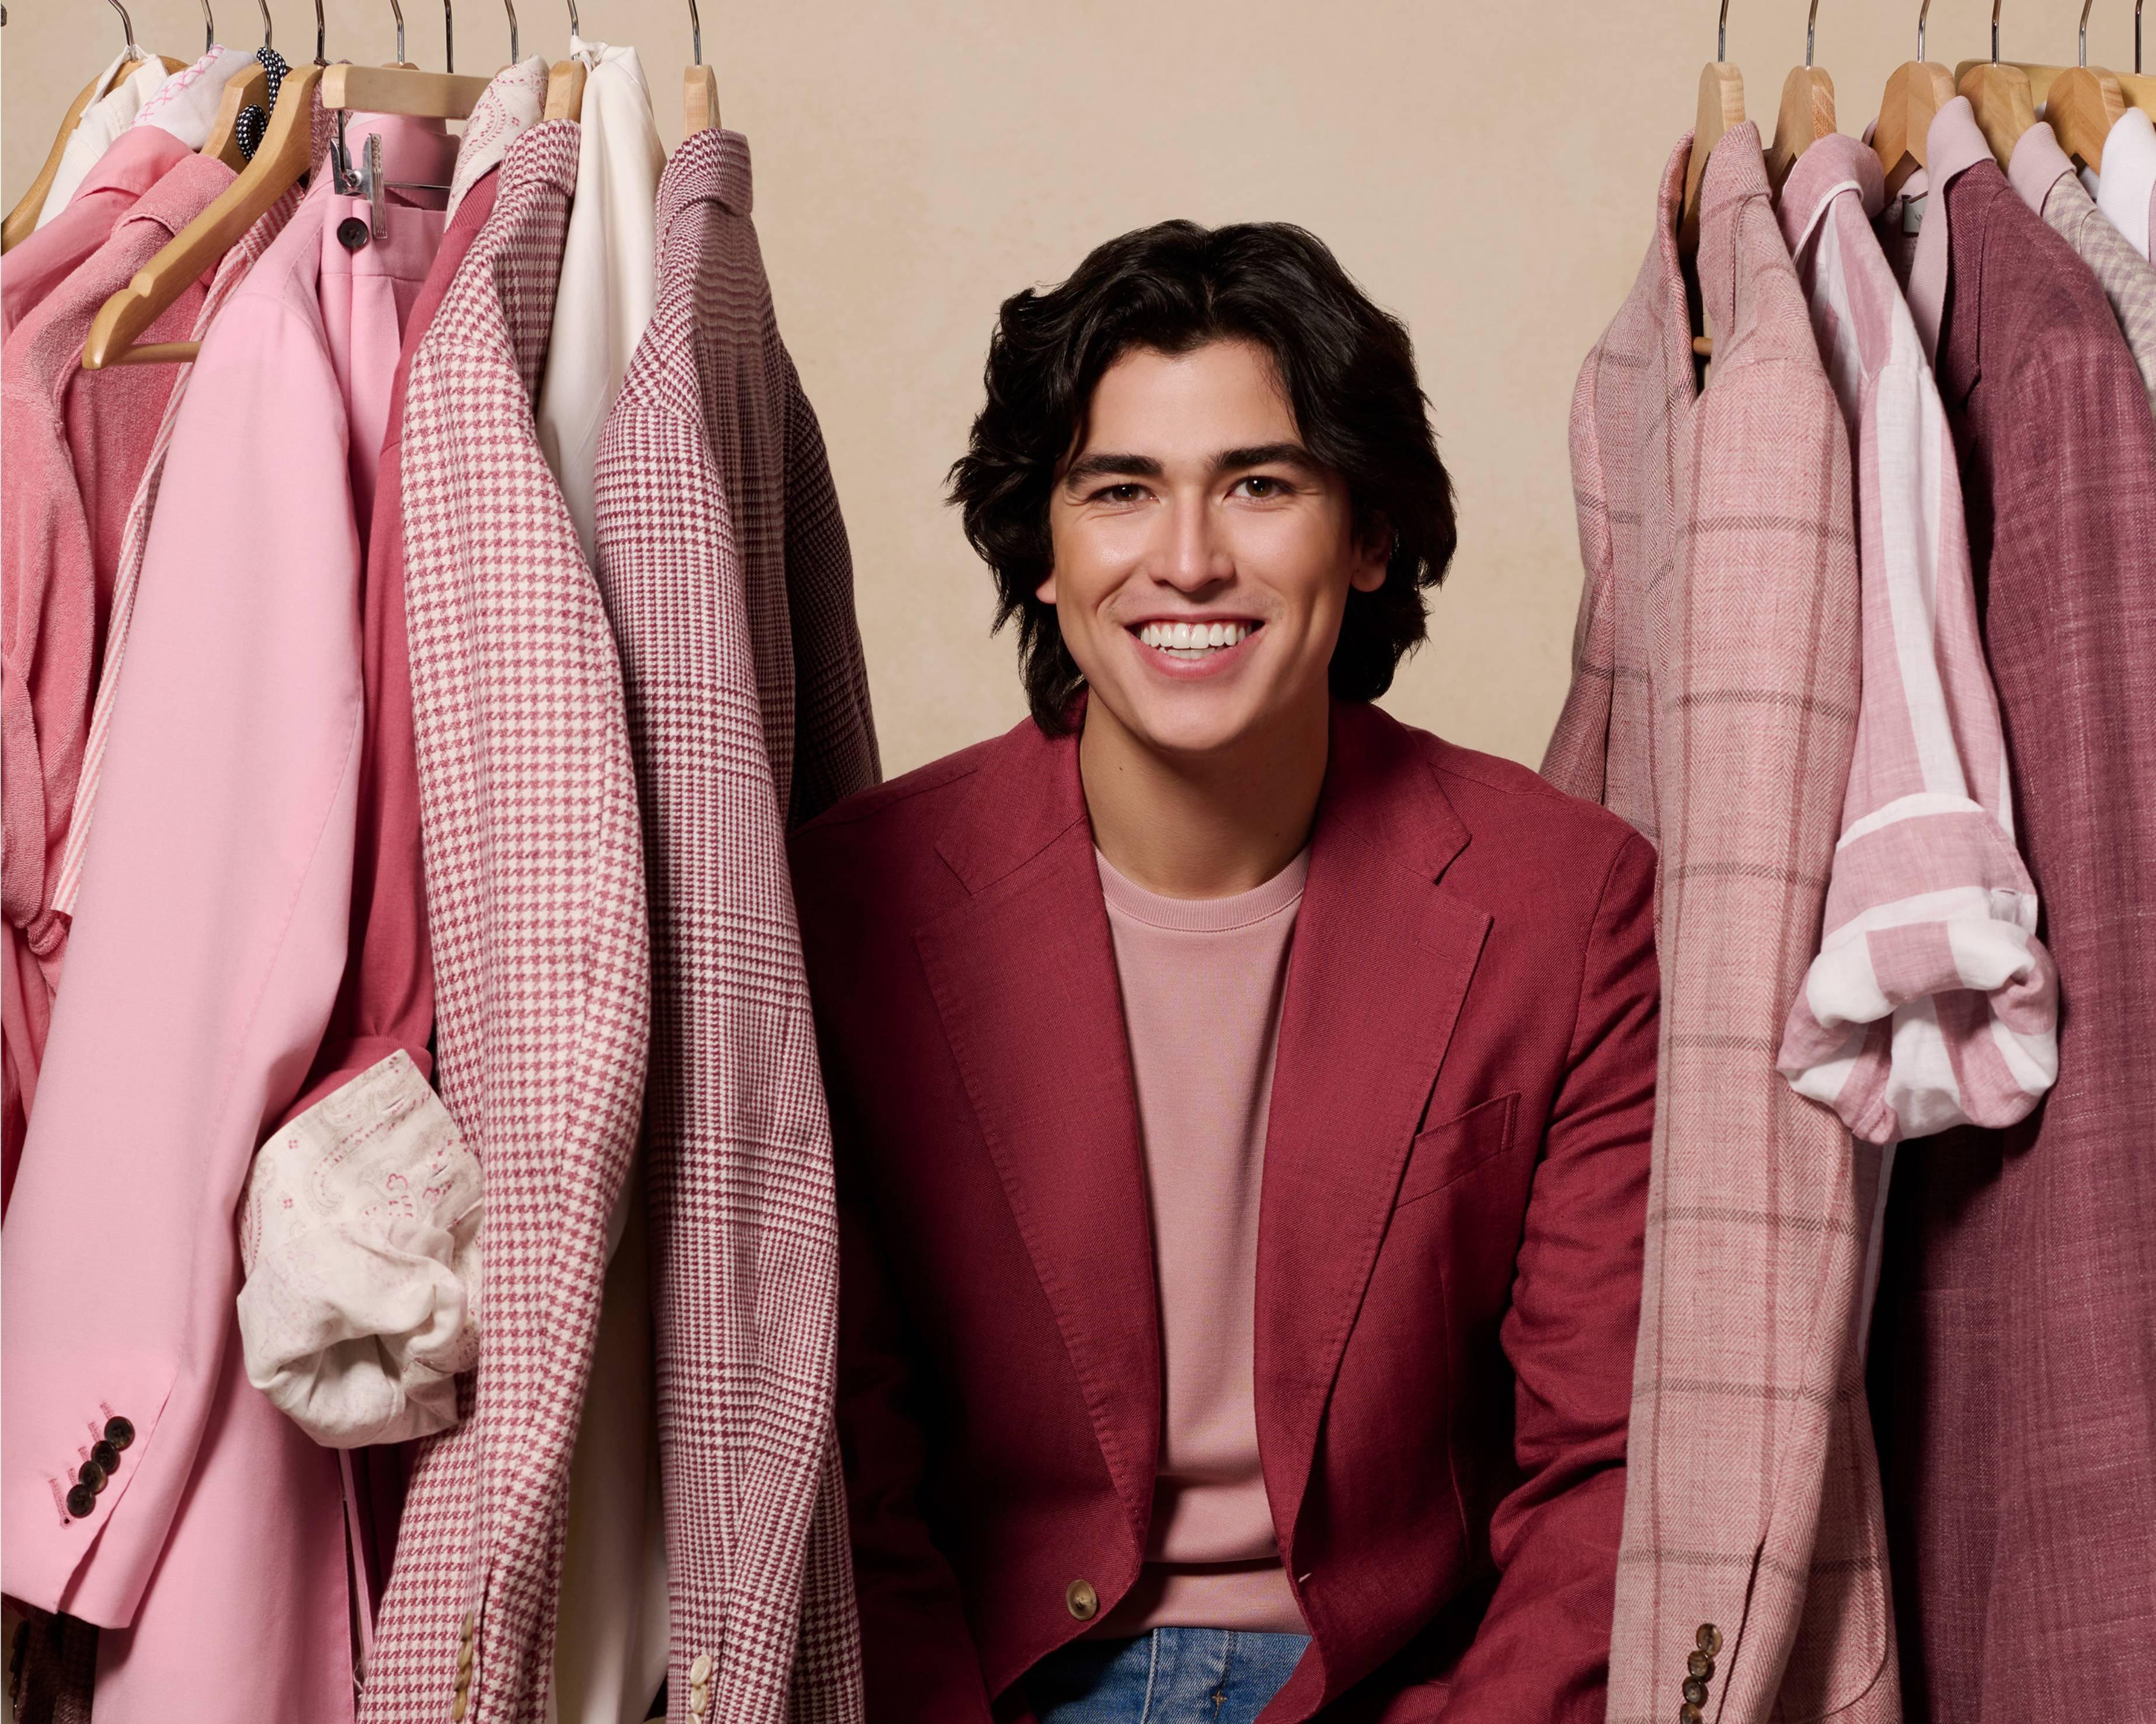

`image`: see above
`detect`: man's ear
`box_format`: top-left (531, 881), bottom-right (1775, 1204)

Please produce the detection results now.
top-left (1349, 520), bottom-right (1393, 594)
top-left (1035, 571), bottom-right (1058, 605)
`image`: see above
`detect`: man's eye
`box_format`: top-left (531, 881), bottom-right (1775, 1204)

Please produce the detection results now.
top-left (1235, 475), bottom-right (1289, 498)
top-left (1092, 483), bottom-right (1147, 504)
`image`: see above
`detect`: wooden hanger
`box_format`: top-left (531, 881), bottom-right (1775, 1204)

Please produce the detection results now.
top-left (682, 0), bottom-right (718, 130)
top-left (199, 0), bottom-right (271, 172)
top-left (1875, 0), bottom-right (1955, 194)
top-left (3, 29), bottom-right (190, 253)
top-left (1956, 2), bottom-right (2037, 165)
top-left (81, 60), bottom-right (323, 367)
top-left (1765, 0), bottom-right (1836, 194)
top-left (324, 62), bottom-right (492, 116)
top-left (544, 0), bottom-right (585, 117)
top-left (1680, 1), bottom-right (1746, 259)
top-left (1958, 0), bottom-right (2156, 121)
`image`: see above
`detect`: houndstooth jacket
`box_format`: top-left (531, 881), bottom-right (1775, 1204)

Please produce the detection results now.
top-left (591, 126), bottom-right (876, 1724)
top-left (1541, 126), bottom-right (1898, 1724)
top-left (358, 119), bottom-right (654, 1724)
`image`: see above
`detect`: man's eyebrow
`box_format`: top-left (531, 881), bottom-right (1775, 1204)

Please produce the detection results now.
top-left (1061, 443), bottom-right (1321, 488)
top-left (1214, 441), bottom-right (1321, 473)
top-left (1062, 451), bottom-right (1165, 486)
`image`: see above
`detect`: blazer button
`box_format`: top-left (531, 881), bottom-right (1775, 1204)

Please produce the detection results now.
top-left (65, 1483), bottom-right (97, 1518)
top-left (1683, 1677), bottom-right (1709, 1705)
top-left (103, 1416), bottom-right (135, 1451)
top-left (1678, 1706), bottom-right (1703, 1724)
top-left (90, 1440), bottom-right (120, 1473)
top-left (1695, 1623), bottom-right (1723, 1659)
top-left (1064, 1579), bottom-right (1099, 1621)
top-left (1688, 1649), bottom-right (1715, 1680)
top-left (76, 1459), bottom-right (107, 1493)
top-left (688, 1652), bottom-right (713, 1684)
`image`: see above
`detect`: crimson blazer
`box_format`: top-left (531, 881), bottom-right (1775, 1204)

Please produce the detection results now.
top-left (789, 699), bottom-right (1658, 1723)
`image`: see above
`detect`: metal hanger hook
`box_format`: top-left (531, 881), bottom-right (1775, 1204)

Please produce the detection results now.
top-left (256, 0), bottom-right (271, 48)
top-left (443, 0), bottom-right (452, 71)
top-left (2138, 0), bottom-right (2144, 75)
top-left (1991, 0), bottom-right (2002, 65)
top-left (1717, 0), bottom-right (1729, 63)
top-left (687, 0), bottom-right (700, 63)
top-left (315, 0), bottom-right (326, 62)
top-left (2080, 0), bottom-right (2093, 66)
top-left (389, 0), bottom-right (405, 61)
top-left (1917, 0), bottom-right (1931, 62)
top-left (565, 0), bottom-right (578, 41)
top-left (503, 0), bottom-right (517, 59)
top-left (108, 0), bottom-right (142, 59)
top-left (1805, 0), bottom-right (1818, 68)
top-left (200, 0), bottom-right (214, 53)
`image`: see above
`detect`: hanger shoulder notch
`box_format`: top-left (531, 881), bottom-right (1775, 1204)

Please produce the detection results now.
top-left (544, 56), bottom-right (585, 120)
top-left (82, 61), bottom-right (325, 369)
top-left (1681, 60), bottom-right (1747, 255)
top-left (2049, 64), bottom-right (2127, 169)
top-left (1767, 64), bottom-right (1837, 192)
top-left (1956, 60), bottom-right (2037, 164)
top-left (684, 62), bottom-right (718, 133)
top-left (1874, 59), bottom-right (1955, 193)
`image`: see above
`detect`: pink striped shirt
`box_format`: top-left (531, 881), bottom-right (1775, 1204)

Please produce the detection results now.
top-left (1772, 133), bottom-right (2058, 1147)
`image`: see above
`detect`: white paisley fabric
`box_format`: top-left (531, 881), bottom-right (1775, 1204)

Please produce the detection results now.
top-left (237, 1050), bottom-right (483, 1448)
top-left (448, 55), bottom-right (548, 222)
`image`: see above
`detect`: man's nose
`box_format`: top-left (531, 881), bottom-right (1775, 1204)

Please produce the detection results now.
top-left (1151, 496), bottom-right (1233, 593)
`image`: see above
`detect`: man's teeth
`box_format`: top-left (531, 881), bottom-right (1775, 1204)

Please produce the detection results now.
top-left (1136, 621), bottom-right (1253, 653)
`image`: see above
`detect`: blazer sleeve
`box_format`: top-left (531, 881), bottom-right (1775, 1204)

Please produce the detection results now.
top-left (1434, 830), bottom-right (1659, 1722)
top-left (0, 286), bottom-right (362, 1627)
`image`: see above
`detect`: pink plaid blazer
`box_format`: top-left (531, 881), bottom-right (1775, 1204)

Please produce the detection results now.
top-left (591, 127), bottom-right (876, 1724)
top-left (359, 120), bottom-right (654, 1724)
top-left (1541, 127), bottom-right (1897, 1724)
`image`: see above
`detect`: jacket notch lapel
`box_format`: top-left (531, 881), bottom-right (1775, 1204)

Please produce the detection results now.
top-left (915, 725), bottom-right (1163, 1545)
top-left (1254, 708), bottom-right (1490, 1555)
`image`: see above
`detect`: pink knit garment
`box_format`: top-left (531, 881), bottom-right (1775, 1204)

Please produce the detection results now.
top-left (1092, 845), bottom-right (1310, 1637)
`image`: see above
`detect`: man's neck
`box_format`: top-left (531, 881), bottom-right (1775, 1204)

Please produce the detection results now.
top-left (1079, 693), bottom-right (1329, 900)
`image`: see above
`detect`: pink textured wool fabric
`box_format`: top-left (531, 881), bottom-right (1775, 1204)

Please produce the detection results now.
top-left (1542, 126), bottom-right (1896, 1724)
top-left (591, 125), bottom-right (877, 1724)
top-left (0, 152), bottom-right (233, 1206)
top-left (1090, 849), bottom-right (1308, 1638)
top-left (52, 177), bottom-right (308, 927)
top-left (358, 120), bottom-right (653, 1724)
top-left (1771, 135), bottom-right (2057, 1148)
top-left (1866, 150), bottom-right (2156, 1724)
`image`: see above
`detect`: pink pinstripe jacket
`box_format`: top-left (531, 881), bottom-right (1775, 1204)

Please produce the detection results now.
top-left (359, 120), bottom-right (654, 1724)
top-left (1541, 126), bottom-right (1897, 1724)
top-left (592, 126), bottom-right (877, 1724)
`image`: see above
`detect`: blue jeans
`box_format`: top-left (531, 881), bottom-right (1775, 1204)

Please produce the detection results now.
top-left (1026, 1629), bottom-right (1312, 1724)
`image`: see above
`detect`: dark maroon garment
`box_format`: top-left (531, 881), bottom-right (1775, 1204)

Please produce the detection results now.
top-left (792, 701), bottom-right (1659, 1723)
top-left (1868, 158), bottom-right (2156, 1723)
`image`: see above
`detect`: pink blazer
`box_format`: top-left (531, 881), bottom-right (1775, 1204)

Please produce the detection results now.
top-left (1, 117), bottom-right (455, 1724)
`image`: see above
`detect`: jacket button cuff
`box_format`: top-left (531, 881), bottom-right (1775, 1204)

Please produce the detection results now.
top-left (1064, 1579), bottom-right (1099, 1621)
top-left (103, 1416), bottom-right (135, 1451)
top-left (1695, 1622), bottom-right (1723, 1658)
top-left (65, 1483), bottom-right (97, 1518)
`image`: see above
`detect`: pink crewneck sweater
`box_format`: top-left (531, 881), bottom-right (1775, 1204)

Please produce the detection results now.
top-left (1093, 845), bottom-right (1311, 1637)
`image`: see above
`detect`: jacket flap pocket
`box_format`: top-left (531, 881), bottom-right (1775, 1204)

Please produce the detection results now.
top-left (1396, 1092), bottom-right (1520, 1209)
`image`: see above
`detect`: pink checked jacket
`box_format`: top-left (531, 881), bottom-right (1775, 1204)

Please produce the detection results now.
top-left (1541, 126), bottom-right (1897, 1724)
top-left (359, 121), bottom-right (654, 1724)
top-left (592, 127), bottom-right (877, 1724)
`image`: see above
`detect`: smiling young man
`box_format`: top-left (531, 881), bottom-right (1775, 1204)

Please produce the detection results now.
top-left (789, 222), bottom-right (1660, 1723)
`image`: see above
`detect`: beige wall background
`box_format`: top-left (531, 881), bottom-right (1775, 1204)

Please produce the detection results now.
top-left (4, 0), bottom-right (2141, 775)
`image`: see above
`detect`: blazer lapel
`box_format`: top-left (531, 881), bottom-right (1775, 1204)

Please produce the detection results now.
top-left (914, 722), bottom-right (1163, 1545)
top-left (1255, 705), bottom-right (1490, 1550)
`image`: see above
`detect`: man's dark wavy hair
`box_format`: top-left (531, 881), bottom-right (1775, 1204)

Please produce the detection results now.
top-left (948, 218), bottom-right (1458, 734)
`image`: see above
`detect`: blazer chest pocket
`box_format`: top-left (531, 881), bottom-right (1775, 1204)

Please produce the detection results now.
top-left (1396, 1093), bottom-right (1520, 1210)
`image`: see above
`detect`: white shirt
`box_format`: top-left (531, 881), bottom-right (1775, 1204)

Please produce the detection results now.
top-left (2095, 107), bottom-right (2156, 262)
top-left (542, 50), bottom-right (669, 1724)
top-left (36, 52), bottom-right (169, 228)
top-left (534, 38), bottom-right (664, 562)
top-left (133, 46), bottom-right (256, 151)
